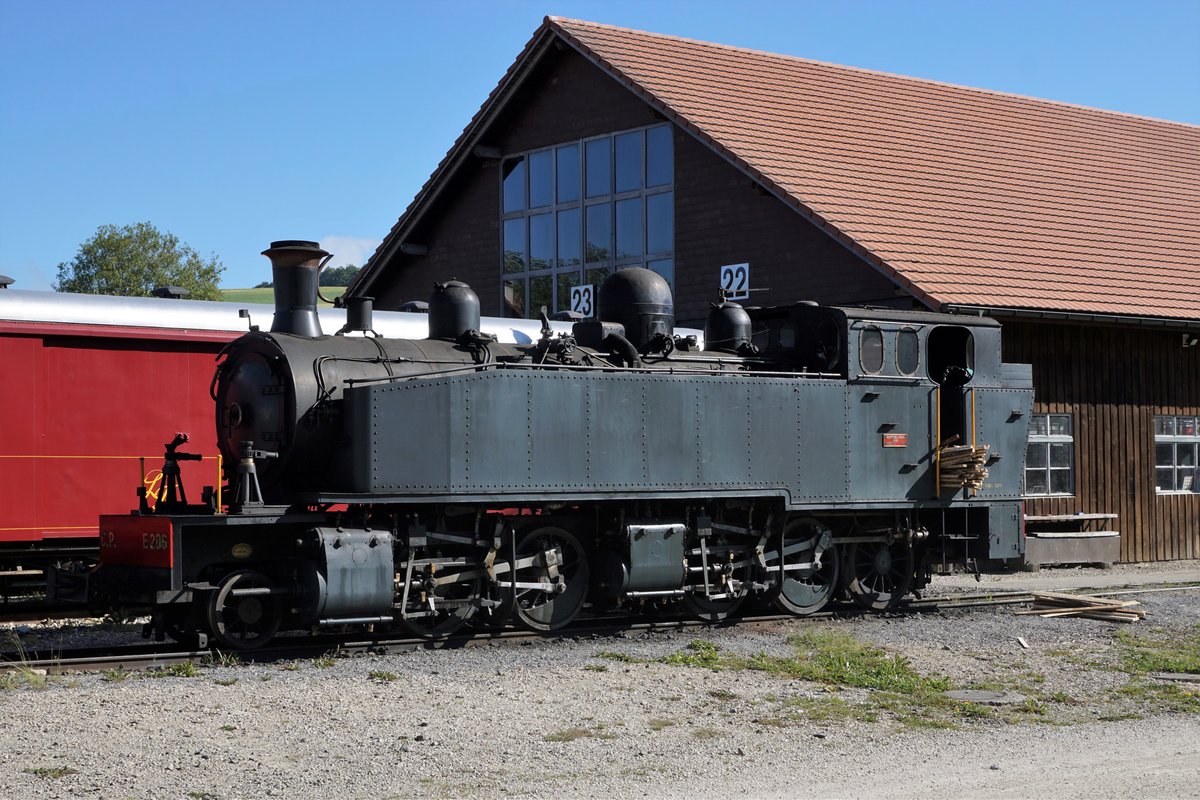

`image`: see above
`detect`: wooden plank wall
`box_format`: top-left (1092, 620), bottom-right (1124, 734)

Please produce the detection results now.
top-left (1001, 320), bottom-right (1200, 562)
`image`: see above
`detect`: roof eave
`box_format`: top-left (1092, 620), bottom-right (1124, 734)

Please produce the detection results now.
top-left (942, 303), bottom-right (1200, 331)
top-left (350, 23), bottom-right (561, 297)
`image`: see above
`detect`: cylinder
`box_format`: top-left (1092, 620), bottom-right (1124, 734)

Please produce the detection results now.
top-left (262, 240), bottom-right (329, 338)
top-left (428, 279), bottom-right (481, 340)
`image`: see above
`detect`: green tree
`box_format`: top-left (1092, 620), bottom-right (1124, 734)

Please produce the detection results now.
top-left (54, 222), bottom-right (225, 300)
top-left (320, 264), bottom-right (360, 287)
top-left (248, 264), bottom-right (358, 290)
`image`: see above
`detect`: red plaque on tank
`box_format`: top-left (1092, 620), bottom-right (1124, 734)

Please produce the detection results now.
top-left (882, 433), bottom-right (908, 448)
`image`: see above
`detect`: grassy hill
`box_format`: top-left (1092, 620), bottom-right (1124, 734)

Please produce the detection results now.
top-left (221, 286), bottom-right (347, 305)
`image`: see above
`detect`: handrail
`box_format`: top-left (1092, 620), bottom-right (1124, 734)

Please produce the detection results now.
top-left (344, 359), bottom-right (844, 388)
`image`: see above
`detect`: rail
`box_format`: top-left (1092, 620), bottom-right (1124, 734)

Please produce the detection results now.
top-left (0, 590), bottom-right (1081, 673)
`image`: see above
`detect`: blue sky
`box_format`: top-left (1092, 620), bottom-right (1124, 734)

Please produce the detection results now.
top-left (1, 0), bottom-right (1197, 291)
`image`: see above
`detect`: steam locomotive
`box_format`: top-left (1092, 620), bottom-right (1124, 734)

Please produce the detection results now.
top-left (91, 240), bottom-right (1034, 649)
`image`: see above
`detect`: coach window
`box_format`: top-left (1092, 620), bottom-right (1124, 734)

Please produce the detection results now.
top-left (501, 124), bottom-right (674, 318)
top-left (1025, 413), bottom-right (1075, 496)
top-left (860, 326), bottom-right (884, 373)
top-left (1155, 415), bottom-right (1200, 493)
top-left (897, 328), bottom-right (920, 375)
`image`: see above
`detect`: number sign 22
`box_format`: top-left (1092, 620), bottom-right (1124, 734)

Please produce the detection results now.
top-left (719, 263), bottom-right (750, 300)
top-left (570, 285), bottom-right (594, 317)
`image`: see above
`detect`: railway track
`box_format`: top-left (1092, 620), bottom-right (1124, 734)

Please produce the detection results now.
top-left (0, 644), bottom-right (208, 675)
top-left (11, 585), bottom-right (1199, 674)
top-left (8, 584), bottom-right (1198, 674)
top-left (0, 590), bottom-right (1054, 674)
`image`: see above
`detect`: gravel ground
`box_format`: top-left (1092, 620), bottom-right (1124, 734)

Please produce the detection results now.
top-left (1, 571), bottom-right (1198, 799)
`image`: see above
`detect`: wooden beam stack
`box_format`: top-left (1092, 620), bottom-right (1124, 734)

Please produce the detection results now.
top-left (1013, 591), bottom-right (1146, 623)
top-left (938, 444), bottom-right (989, 490)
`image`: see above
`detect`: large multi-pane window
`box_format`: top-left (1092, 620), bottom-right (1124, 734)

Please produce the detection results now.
top-left (1155, 415), bottom-right (1200, 493)
top-left (500, 124), bottom-right (673, 318)
top-left (1025, 413), bottom-right (1074, 496)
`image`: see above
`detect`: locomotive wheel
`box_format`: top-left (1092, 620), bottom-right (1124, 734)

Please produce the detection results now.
top-left (842, 540), bottom-right (913, 611)
top-left (681, 539), bottom-right (749, 622)
top-left (505, 526), bottom-right (589, 632)
top-left (768, 517), bottom-right (839, 616)
top-left (395, 555), bottom-right (483, 640)
top-left (206, 570), bottom-right (282, 650)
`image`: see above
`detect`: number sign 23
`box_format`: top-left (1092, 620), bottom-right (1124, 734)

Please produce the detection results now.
top-left (570, 285), bottom-right (594, 317)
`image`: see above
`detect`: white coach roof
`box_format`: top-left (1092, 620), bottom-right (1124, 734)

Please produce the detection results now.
top-left (0, 289), bottom-right (577, 345)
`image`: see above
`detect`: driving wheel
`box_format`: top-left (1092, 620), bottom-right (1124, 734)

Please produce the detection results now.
top-left (842, 540), bottom-right (913, 611)
top-left (768, 517), bottom-right (839, 616)
top-left (395, 551), bottom-right (483, 640)
top-left (681, 538), bottom-right (749, 622)
top-left (503, 526), bottom-right (589, 632)
top-left (206, 570), bottom-right (282, 650)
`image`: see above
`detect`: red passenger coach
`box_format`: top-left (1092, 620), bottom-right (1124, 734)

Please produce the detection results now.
top-left (0, 290), bottom-right (240, 584)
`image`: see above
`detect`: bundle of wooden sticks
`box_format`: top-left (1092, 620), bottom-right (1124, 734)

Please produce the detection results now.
top-left (1013, 591), bottom-right (1146, 623)
top-left (938, 444), bottom-right (989, 490)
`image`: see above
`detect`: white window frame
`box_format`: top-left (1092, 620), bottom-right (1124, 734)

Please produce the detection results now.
top-left (1024, 412), bottom-right (1075, 497)
top-left (1154, 415), bottom-right (1200, 494)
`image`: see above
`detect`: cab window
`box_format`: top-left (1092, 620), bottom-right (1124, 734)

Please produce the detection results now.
top-left (928, 326), bottom-right (974, 385)
top-left (897, 328), bottom-right (920, 375)
top-left (860, 327), bottom-right (884, 373)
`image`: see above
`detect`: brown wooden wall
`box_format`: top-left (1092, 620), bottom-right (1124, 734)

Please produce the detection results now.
top-left (1002, 319), bottom-right (1200, 562)
top-left (370, 48), bottom-right (900, 322)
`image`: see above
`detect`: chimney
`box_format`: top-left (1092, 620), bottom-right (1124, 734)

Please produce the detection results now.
top-left (261, 240), bottom-right (329, 337)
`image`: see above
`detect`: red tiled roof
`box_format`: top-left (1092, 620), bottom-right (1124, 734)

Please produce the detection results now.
top-left (548, 18), bottom-right (1200, 319)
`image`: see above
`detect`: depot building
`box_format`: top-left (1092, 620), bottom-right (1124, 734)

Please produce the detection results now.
top-left (349, 18), bottom-right (1200, 563)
